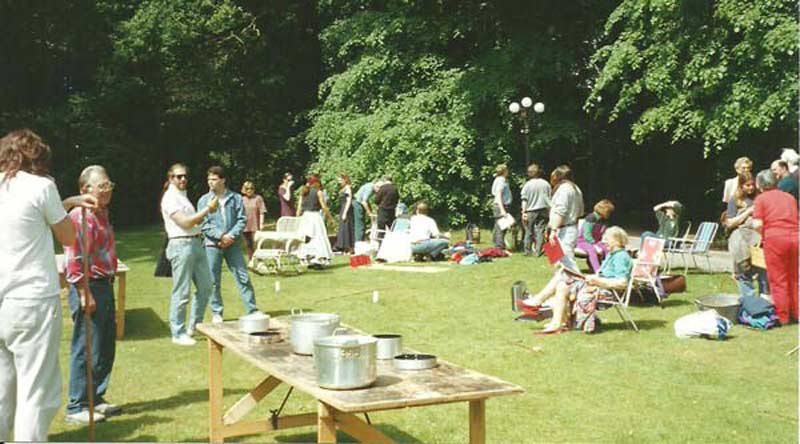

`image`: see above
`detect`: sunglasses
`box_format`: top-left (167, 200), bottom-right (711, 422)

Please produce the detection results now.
top-left (172, 174), bottom-right (188, 180)
top-left (94, 181), bottom-right (115, 192)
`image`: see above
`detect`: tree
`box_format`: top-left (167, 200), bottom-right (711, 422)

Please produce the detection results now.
top-left (307, 0), bottom-right (614, 225)
top-left (586, 0), bottom-right (798, 154)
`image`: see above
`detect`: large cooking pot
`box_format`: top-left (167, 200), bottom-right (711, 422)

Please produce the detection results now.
top-left (314, 329), bottom-right (377, 390)
top-left (289, 309), bottom-right (341, 355)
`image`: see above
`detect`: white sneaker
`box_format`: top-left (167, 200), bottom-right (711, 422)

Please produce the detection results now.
top-left (172, 334), bottom-right (196, 346)
top-left (95, 402), bottom-right (122, 416)
top-left (65, 410), bottom-right (106, 424)
top-left (211, 314), bottom-right (224, 324)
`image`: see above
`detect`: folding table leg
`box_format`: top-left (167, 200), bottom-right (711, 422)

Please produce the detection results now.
top-left (469, 399), bottom-right (485, 444)
top-left (318, 402), bottom-right (337, 444)
top-left (209, 339), bottom-right (225, 444)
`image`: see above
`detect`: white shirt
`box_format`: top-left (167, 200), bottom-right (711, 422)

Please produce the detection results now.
top-left (409, 214), bottom-right (440, 243)
top-left (0, 171), bottom-right (67, 300)
top-left (161, 184), bottom-right (201, 238)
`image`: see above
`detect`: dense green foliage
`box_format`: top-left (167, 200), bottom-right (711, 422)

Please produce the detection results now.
top-left (308, 0), bottom-right (613, 224)
top-left (0, 1), bottom-right (797, 226)
top-left (587, 0), bottom-right (798, 153)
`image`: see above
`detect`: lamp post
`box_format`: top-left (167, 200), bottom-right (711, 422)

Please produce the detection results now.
top-left (508, 98), bottom-right (545, 168)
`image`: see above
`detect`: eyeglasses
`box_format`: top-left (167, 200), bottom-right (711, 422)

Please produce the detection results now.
top-left (94, 181), bottom-right (115, 192)
top-left (172, 174), bottom-right (187, 180)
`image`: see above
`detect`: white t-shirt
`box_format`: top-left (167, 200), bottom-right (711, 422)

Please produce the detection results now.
top-left (161, 184), bottom-right (201, 238)
top-left (0, 171), bottom-right (68, 300)
top-left (409, 214), bottom-right (440, 243)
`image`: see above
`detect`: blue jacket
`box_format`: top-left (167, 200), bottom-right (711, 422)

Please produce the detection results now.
top-left (198, 189), bottom-right (246, 243)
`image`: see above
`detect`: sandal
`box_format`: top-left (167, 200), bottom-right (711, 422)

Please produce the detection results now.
top-left (533, 326), bottom-right (566, 336)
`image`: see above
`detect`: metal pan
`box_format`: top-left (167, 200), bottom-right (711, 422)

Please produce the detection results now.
top-left (393, 353), bottom-right (438, 371)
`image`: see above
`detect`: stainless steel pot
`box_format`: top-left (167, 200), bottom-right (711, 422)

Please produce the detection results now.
top-left (239, 312), bottom-right (270, 333)
top-left (289, 309), bottom-right (341, 355)
top-left (314, 330), bottom-right (377, 390)
top-left (373, 334), bottom-right (402, 360)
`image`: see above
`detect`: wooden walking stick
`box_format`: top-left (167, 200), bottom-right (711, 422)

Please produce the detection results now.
top-left (81, 207), bottom-right (96, 441)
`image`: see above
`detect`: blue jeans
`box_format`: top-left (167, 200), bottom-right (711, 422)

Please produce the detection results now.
top-left (737, 267), bottom-right (769, 298)
top-left (411, 239), bottom-right (449, 260)
top-left (66, 280), bottom-right (116, 414)
top-left (206, 243), bottom-right (258, 317)
top-left (166, 238), bottom-right (213, 337)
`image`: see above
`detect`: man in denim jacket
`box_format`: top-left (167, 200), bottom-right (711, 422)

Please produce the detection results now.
top-left (198, 166), bottom-right (259, 322)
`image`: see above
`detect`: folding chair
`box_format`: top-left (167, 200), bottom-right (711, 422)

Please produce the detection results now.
top-left (600, 286), bottom-right (639, 332)
top-left (664, 220), bottom-right (692, 273)
top-left (666, 222), bottom-right (719, 274)
top-left (623, 237), bottom-right (667, 306)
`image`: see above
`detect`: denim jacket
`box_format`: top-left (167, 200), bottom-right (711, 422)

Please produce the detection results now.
top-left (198, 189), bottom-right (246, 244)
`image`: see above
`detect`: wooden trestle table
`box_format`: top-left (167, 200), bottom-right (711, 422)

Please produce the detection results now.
top-left (196, 319), bottom-right (523, 444)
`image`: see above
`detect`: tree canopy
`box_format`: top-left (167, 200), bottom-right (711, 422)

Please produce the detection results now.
top-left (0, 0), bottom-right (796, 226)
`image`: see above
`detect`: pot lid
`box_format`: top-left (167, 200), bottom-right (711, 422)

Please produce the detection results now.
top-left (314, 334), bottom-right (377, 347)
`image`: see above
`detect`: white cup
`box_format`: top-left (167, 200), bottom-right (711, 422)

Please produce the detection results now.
top-left (372, 291), bottom-right (379, 304)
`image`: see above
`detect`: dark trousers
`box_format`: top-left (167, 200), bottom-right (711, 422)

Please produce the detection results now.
top-left (492, 203), bottom-right (508, 249)
top-left (353, 202), bottom-right (366, 242)
top-left (524, 209), bottom-right (548, 256)
top-left (67, 279), bottom-right (116, 413)
top-left (377, 207), bottom-right (396, 232)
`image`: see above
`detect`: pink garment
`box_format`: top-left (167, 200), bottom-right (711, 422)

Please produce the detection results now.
top-left (243, 194), bottom-right (266, 233)
top-left (64, 208), bottom-right (117, 283)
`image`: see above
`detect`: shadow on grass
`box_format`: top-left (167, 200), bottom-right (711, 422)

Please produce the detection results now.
top-left (271, 423), bottom-right (422, 443)
top-left (122, 307), bottom-right (170, 340)
top-left (123, 388), bottom-right (248, 415)
top-left (659, 298), bottom-right (692, 307)
top-left (49, 414), bottom-right (165, 442)
top-left (600, 319), bottom-right (668, 331)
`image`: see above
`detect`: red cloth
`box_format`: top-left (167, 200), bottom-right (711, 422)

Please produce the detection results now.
top-left (349, 255), bottom-right (371, 268)
top-left (753, 189), bottom-right (799, 323)
top-left (479, 247), bottom-right (510, 258)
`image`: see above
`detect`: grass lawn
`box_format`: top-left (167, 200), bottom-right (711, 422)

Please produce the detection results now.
top-left (47, 225), bottom-right (798, 443)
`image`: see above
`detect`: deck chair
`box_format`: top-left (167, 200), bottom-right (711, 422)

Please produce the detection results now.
top-left (250, 216), bottom-right (305, 274)
top-left (666, 222), bottom-right (719, 274)
top-left (663, 220), bottom-right (692, 273)
top-left (375, 218), bottom-right (412, 263)
top-left (599, 285), bottom-right (640, 332)
top-left (623, 237), bottom-right (667, 306)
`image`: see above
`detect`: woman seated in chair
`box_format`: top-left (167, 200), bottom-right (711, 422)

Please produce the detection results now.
top-left (575, 199), bottom-right (615, 272)
top-left (519, 226), bottom-right (632, 334)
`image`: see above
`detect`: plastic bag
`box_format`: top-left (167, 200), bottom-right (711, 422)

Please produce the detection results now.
top-left (674, 309), bottom-right (732, 339)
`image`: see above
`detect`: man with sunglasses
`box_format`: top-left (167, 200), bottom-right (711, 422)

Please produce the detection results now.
top-left (160, 164), bottom-right (218, 346)
top-left (63, 165), bottom-right (121, 424)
